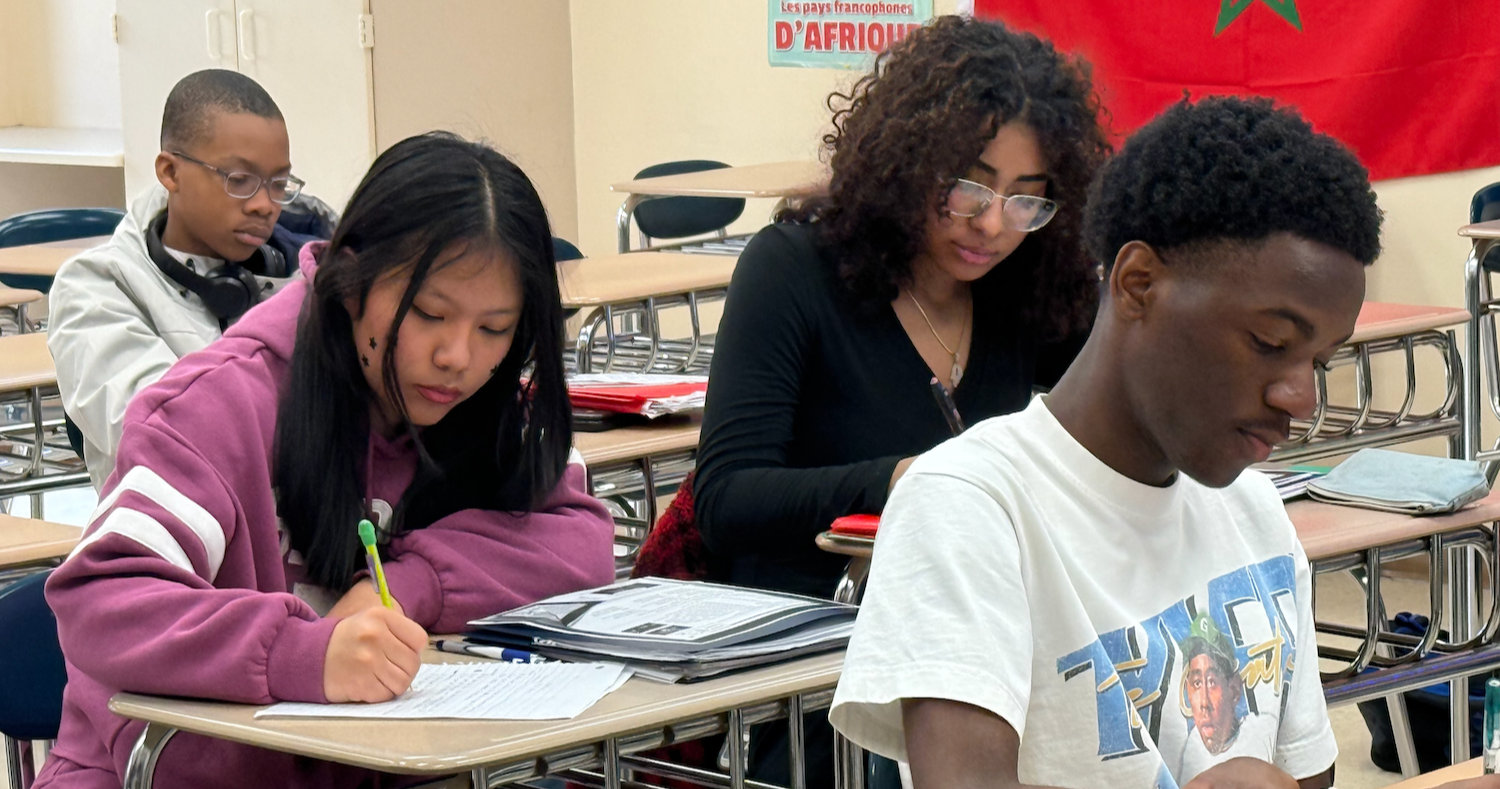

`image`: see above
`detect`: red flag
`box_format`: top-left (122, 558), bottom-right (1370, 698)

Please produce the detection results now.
top-left (974, 0), bottom-right (1500, 181)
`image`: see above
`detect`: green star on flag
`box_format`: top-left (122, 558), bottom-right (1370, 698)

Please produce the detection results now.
top-left (1215, 0), bottom-right (1302, 35)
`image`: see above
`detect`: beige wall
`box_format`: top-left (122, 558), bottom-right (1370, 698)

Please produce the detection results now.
top-left (1366, 167), bottom-right (1500, 451)
top-left (569, 0), bottom-right (958, 257)
top-left (0, 0), bottom-right (123, 218)
top-left (371, 0), bottom-right (580, 243)
top-left (0, 162), bottom-right (125, 219)
top-left (0, 0), bottom-right (120, 129)
top-left (1369, 167), bottom-right (1500, 307)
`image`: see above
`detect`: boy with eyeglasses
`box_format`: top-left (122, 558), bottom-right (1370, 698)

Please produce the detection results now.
top-left (48, 69), bottom-right (336, 489)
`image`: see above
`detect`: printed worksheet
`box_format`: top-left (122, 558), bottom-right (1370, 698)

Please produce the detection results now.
top-left (255, 661), bottom-right (627, 720)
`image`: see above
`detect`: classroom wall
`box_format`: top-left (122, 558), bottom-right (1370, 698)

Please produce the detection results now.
top-left (568, 0), bottom-right (959, 258)
top-left (0, 0), bottom-right (124, 217)
top-left (0, 0), bottom-right (121, 129)
top-left (0, 162), bottom-right (125, 219)
top-left (370, 0), bottom-right (580, 243)
top-left (1365, 166), bottom-right (1500, 451)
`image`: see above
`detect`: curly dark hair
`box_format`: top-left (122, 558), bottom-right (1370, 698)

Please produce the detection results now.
top-left (799, 15), bottom-right (1110, 340)
top-left (1083, 95), bottom-right (1383, 270)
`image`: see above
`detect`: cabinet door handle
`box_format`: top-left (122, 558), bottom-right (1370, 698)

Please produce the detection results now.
top-left (205, 9), bottom-right (223, 60)
top-left (237, 8), bottom-right (256, 62)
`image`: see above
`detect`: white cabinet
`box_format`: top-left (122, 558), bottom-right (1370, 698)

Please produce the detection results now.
top-left (116, 0), bottom-right (374, 209)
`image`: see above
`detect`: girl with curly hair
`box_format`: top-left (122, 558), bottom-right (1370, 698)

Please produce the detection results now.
top-left (696, 15), bottom-right (1108, 595)
top-left (689, 15), bottom-right (1109, 787)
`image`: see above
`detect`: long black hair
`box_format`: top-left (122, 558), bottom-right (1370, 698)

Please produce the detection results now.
top-left (272, 132), bottom-right (571, 590)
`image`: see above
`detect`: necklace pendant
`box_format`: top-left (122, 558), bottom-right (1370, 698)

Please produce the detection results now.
top-left (950, 361), bottom-right (963, 388)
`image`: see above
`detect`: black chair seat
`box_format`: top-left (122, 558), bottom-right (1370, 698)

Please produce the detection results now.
top-left (0, 571), bottom-right (66, 742)
top-left (633, 160), bottom-right (746, 241)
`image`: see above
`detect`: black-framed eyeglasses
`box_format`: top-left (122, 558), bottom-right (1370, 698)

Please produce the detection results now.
top-left (172, 151), bottom-right (305, 205)
top-left (945, 178), bottom-right (1058, 232)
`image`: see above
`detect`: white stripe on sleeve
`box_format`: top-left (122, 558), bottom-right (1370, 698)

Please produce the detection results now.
top-left (67, 507), bottom-right (196, 576)
top-left (80, 466), bottom-right (227, 580)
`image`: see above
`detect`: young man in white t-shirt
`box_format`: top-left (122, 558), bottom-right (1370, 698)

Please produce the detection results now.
top-left (830, 97), bottom-right (1498, 789)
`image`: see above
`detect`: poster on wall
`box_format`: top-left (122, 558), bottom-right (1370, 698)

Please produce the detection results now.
top-left (769, 1), bottom-right (934, 69)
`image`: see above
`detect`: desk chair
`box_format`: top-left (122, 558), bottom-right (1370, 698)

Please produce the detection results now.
top-left (553, 237), bottom-right (584, 263)
top-left (0, 571), bottom-right (65, 789)
top-left (1462, 182), bottom-right (1500, 474)
top-left (0, 208), bottom-right (126, 293)
top-left (627, 161), bottom-right (745, 252)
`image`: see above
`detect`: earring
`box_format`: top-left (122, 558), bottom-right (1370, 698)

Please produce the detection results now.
top-left (490, 364), bottom-right (500, 377)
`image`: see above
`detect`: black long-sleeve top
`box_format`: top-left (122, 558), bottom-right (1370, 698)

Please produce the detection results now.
top-left (693, 222), bottom-right (1083, 598)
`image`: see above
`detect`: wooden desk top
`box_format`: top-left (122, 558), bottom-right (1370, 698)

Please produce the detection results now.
top-left (0, 286), bottom-right (43, 308)
top-left (574, 420), bottom-right (701, 466)
top-left (1459, 219), bottom-right (1500, 240)
top-left (1388, 757), bottom-right (1479, 788)
top-left (559, 253), bottom-right (737, 308)
top-left (0, 332), bottom-right (57, 391)
top-left (1349, 301), bottom-right (1470, 344)
top-left (0, 513), bottom-right (83, 569)
top-left (111, 649), bottom-right (842, 775)
top-left (1289, 488), bottom-right (1500, 561)
top-left (0, 235), bottom-right (107, 278)
top-left (611, 161), bottom-right (829, 200)
top-left (814, 488), bottom-right (1500, 565)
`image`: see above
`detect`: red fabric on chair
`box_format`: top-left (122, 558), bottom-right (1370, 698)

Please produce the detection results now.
top-left (630, 472), bottom-right (711, 582)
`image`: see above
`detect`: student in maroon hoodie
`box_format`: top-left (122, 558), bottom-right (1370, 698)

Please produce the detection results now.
top-left (37, 132), bottom-right (617, 789)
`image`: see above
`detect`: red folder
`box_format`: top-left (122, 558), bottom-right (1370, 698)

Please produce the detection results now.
top-left (830, 514), bottom-right (880, 537)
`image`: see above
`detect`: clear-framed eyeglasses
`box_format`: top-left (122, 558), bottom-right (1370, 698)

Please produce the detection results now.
top-left (172, 151), bottom-right (306, 205)
top-left (944, 178), bottom-right (1059, 232)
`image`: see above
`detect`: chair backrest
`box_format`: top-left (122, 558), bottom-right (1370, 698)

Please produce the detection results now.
top-left (1474, 182), bottom-right (1500, 224)
top-left (632, 160), bottom-right (746, 241)
top-left (1472, 183), bottom-right (1500, 273)
top-left (552, 237), bottom-right (584, 262)
top-left (0, 208), bottom-right (126, 249)
top-left (0, 571), bottom-right (66, 741)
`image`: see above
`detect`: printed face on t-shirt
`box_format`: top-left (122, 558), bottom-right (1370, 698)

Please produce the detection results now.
top-left (1184, 653), bottom-right (1242, 753)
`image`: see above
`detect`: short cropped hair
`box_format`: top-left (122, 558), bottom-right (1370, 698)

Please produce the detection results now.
top-left (1083, 96), bottom-right (1382, 270)
top-left (160, 69), bottom-right (283, 152)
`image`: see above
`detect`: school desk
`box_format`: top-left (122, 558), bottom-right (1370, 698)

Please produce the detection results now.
top-left (0, 235), bottom-right (106, 279)
top-left (0, 513), bottom-right (81, 582)
top-left (815, 488), bottom-right (1500, 776)
top-left (611, 161), bottom-right (829, 253)
top-left (0, 286), bottom-right (43, 334)
top-left (1461, 218), bottom-right (1500, 466)
top-left (111, 649), bottom-right (843, 789)
top-left (1388, 757), bottom-right (1480, 788)
top-left (0, 333), bottom-right (89, 515)
top-left (559, 252), bottom-right (737, 375)
top-left (575, 420), bottom-right (701, 578)
top-left (1271, 301), bottom-right (1469, 465)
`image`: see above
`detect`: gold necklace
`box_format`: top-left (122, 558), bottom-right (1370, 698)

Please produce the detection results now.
top-left (907, 290), bottom-right (970, 387)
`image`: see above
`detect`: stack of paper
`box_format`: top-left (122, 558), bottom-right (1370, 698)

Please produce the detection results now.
top-left (255, 661), bottom-right (628, 720)
top-left (567, 374), bottom-right (708, 418)
top-left (1255, 467), bottom-right (1327, 501)
top-left (465, 578), bottom-right (856, 682)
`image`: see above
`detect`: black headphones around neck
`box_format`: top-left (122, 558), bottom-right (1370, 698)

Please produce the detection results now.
top-left (146, 211), bottom-right (285, 323)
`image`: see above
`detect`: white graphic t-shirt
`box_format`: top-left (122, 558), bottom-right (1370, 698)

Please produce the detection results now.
top-left (830, 397), bottom-right (1336, 788)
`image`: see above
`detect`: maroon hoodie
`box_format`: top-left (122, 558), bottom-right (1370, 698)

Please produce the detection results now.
top-left (37, 245), bottom-right (616, 788)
